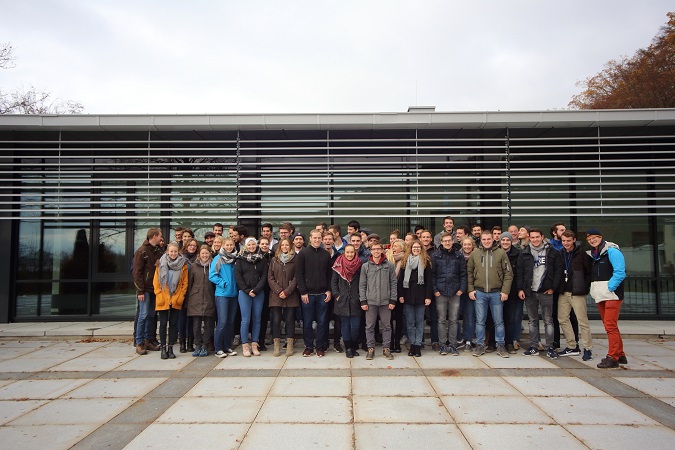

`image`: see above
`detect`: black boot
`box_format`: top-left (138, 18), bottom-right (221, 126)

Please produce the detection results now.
top-left (167, 345), bottom-right (176, 359)
top-left (414, 345), bottom-right (422, 357)
top-left (345, 341), bottom-right (354, 358)
top-left (408, 345), bottom-right (415, 356)
top-left (161, 346), bottom-right (168, 359)
top-left (179, 338), bottom-right (187, 353)
top-left (187, 337), bottom-right (195, 352)
top-left (352, 342), bottom-right (360, 357)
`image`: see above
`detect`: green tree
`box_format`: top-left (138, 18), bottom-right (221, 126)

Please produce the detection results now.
top-left (569, 12), bottom-right (675, 109)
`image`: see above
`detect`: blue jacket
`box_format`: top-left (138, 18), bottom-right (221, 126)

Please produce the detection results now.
top-left (431, 247), bottom-right (468, 296)
top-left (587, 240), bottom-right (626, 300)
top-left (208, 258), bottom-right (238, 297)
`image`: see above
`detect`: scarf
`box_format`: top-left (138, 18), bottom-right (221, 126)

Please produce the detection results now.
top-left (214, 247), bottom-right (238, 273)
top-left (279, 251), bottom-right (295, 264)
top-left (403, 254), bottom-right (425, 288)
top-left (183, 251), bottom-right (197, 264)
top-left (241, 249), bottom-right (264, 264)
top-left (332, 254), bottom-right (362, 283)
top-left (159, 253), bottom-right (186, 296)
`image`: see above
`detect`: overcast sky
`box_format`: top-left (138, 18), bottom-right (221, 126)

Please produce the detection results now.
top-left (2, 1), bottom-right (672, 114)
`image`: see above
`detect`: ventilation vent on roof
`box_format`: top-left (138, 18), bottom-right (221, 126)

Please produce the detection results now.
top-left (407, 106), bottom-right (436, 113)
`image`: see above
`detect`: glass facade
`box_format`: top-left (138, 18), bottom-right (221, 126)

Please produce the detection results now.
top-left (1, 111), bottom-right (674, 321)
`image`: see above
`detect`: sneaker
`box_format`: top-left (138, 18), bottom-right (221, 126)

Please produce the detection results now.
top-left (473, 344), bottom-right (485, 357)
top-left (232, 335), bottom-right (241, 347)
top-left (316, 349), bottom-right (325, 357)
top-left (334, 343), bottom-right (344, 353)
top-left (135, 343), bottom-right (147, 355)
top-left (215, 350), bottom-right (227, 358)
top-left (464, 342), bottom-right (472, 353)
top-left (199, 346), bottom-right (208, 357)
top-left (439, 345), bottom-right (448, 356)
top-left (618, 355), bottom-right (628, 364)
top-left (506, 344), bottom-right (517, 354)
top-left (537, 342), bottom-right (545, 351)
top-left (582, 349), bottom-right (592, 361)
top-left (558, 347), bottom-right (581, 357)
top-left (496, 344), bottom-right (509, 358)
top-left (226, 348), bottom-right (237, 356)
top-left (523, 346), bottom-right (539, 356)
top-left (513, 340), bottom-right (520, 350)
top-left (546, 347), bottom-right (558, 359)
top-left (485, 345), bottom-right (496, 353)
top-left (366, 348), bottom-right (375, 360)
top-left (383, 348), bottom-right (394, 360)
top-left (192, 347), bottom-right (201, 357)
top-left (597, 356), bottom-right (619, 369)
top-left (449, 345), bottom-right (459, 356)
top-left (302, 348), bottom-right (313, 357)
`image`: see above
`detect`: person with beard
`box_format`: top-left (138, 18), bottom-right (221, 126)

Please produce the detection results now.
top-left (267, 238), bottom-right (300, 356)
top-left (458, 237), bottom-right (477, 352)
top-left (323, 231), bottom-right (343, 352)
top-left (153, 242), bottom-right (188, 359)
top-left (386, 239), bottom-right (406, 352)
top-left (500, 232), bottom-right (521, 354)
top-left (187, 245), bottom-right (215, 357)
top-left (234, 237), bottom-right (269, 357)
top-left (209, 237), bottom-right (239, 358)
top-left (132, 227), bottom-right (163, 355)
top-left (331, 244), bottom-right (363, 358)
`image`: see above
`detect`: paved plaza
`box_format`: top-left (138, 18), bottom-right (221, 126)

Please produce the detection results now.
top-left (0, 321), bottom-right (674, 449)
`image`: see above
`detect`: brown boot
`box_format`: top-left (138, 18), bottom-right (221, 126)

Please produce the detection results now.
top-left (273, 338), bottom-right (281, 357)
top-left (144, 339), bottom-right (160, 351)
top-left (251, 342), bottom-right (261, 356)
top-left (242, 343), bottom-right (251, 357)
top-left (135, 343), bottom-right (147, 355)
top-left (286, 338), bottom-right (295, 356)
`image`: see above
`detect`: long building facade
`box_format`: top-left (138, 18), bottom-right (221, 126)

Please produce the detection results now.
top-left (1, 109), bottom-right (674, 322)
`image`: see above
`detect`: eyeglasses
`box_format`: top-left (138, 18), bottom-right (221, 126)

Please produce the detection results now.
top-left (441, 239), bottom-right (453, 243)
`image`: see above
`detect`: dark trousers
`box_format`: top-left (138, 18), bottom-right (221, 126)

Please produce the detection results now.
top-left (178, 301), bottom-right (193, 340)
top-left (192, 315), bottom-right (214, 348)
top-left (158, 309), bottom-right (179, 347)
top-left (271, 306), bottom-right (296, 339)
top-left (391, 301), bottom-right (404, 351)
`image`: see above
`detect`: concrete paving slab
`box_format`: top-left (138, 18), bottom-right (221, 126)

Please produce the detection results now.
top-left (186, 377), bottom-right (275, 397)
top-left (503, 376), bottom-right (610, 397)
top-left (45, 322), bottom-right (119, 336)
top-left (0, 340), bottom-right (55, 348)
top-left (10, 398), bottom-right (137, 425)
top-left (567, 424), bottom-right (675, 449)
top-left (615, 377), bottom-right (675, 397)
top-left (622, 341), bottom-right (675, 356)
top-left (644, 356), bottom-right (675, 371)
top-left (156, 397), bottom-right (264, 423)
top-left (24, 343), bottom-right (100, 359)
top-left (0, 400), bottom-right (48, 425)
top-left (442, 395), bottom-right (555, 424)
top-left (64, 378), bottom-right (167, 399)
top-left (412, 353), bottom-right (489, 369)
top-left (349, 353), bottom-right (420, 369)
top-left (459, 424), bottom-right (586, 450)
top-left (89, 321), bottom-right (134, 336)
top-left (352, 376), bottom-right (435, 397)
top-left (48, 356), bottom-right (136, 372)
top-left (240, 423), bottom-right (353, 450)
top-left (482, 354), bottom-right (559, 369)
top-left (530, 396), bottom-right (660, 425)
top-left (269, 376), bottom-right (350, 397)
top-left (354, 396), bottom-right (452, 423)
top-left (0, 424), bottom-right (101, 450)
top-left (661, 397), bottom-right (675, 408)
top-left (0, 323), bottom-right (80, 337)
top-left (113, 354), bottom-right (193, 371)
top-left (213, 354), bottom-right (286, 370)
top-left (0, 347), bottom-right (35, 360)
top-left (79, 343), bottom-right (139, 358)
top-left (0, 379), bottom-right (92, 400)
top-left (428, 376), bottom-right (522, 396)
top-left (354, 423), bottom-right (471, 450)
top-left (125, 423), bottom-right (250, 450)
top-left (281, 352), bottom-right (351, 370)
top-left (256, 396), bottom-right (352, 423)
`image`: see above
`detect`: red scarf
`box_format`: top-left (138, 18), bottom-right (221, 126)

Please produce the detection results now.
top-left (332, 254), bottom-right (362, 283)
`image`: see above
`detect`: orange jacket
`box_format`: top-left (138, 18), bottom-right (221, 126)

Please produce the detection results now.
top-left (153, 264), bottom-right (188, 311)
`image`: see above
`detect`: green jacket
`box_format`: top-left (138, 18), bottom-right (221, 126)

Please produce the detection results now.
top-left (467, 245), bottom-right (513, 294)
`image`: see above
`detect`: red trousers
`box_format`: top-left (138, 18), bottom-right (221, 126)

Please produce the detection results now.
top-left (597, 299), bottom-right (624, 361)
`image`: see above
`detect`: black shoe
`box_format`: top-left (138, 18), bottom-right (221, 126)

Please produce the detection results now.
top-left (346, 348), bottom-right (354, 358)
top-left (352, 346), bottom-right (360, 357)
top-left (334, 343), bottom-right (344, 353)
top-left (618, 355), bottom-right (628, 364)
top-left (258, 342), bottom-right (267, 352)
top-left (186, 338), bottom-right (195, 352)
top-left (160, 346), bottom-right (168, 360)
top-left (408, 345), bottom-right (415, 356)
top-left (179, 338), bottom-right (187, 353)
top-left (393, 347), bottom-right (401, 353)
top-left (597, 356), bottom-right (619, 369)
top-left (167, 345), bottom-right (176, 359)
top-left (414, 345), bottom-right (422, 357)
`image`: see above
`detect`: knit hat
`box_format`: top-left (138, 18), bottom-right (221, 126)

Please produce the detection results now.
top-left (204, 231), bottom-right (216, 238)
top-left (292, 232), bottom-right (305, 241)
top-left (500, 232), bottom-right (514, 242)
top-left (585, 228), bottom-right (602, 237)
top-left (244, 237), bottom-right (257, 246)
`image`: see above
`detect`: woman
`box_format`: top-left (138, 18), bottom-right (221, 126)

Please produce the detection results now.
top-left (210, 235), bottom-right (223, 258)
top-left (234, 237), bottom-right (269, 357)
top-left (331, 244), bottom-right (362, 358)
top-left (178, 238), bottom-right (199, 352)
top-left (458, 237), bottom-right (477, 352)
top-left (267, 238), bottom-right (299, 356)
top-left (153, 242), bottom-right (188, 359)
top-left (386, 239), bottom-right (406, 352)
top-left (209, 237), bottom-right (239, 358)
top-left (187, 245), bottom-right (215, 357)
top-left (398, 240), bottom-right (433, 357)
top-left (257, 237), bottom-right (273, 351)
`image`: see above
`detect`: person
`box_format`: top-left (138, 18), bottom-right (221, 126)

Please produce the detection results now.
top-left (174, 226), bottom-right (185, 245)
top-left (210, 235), bottom-right (223, 258)
top-left (491, 226), bottom-right (502, 243)
top-left (296, 229), bottom-right (333, 357)
top-left (329, 224), bottom-right (347, 253)
top-left (398, 240), bottom-right (432, 358)
top-left (350, 232), bottom-right (371, 263)
top-left (458, 237), bottom-right (476, 351)
top-left (204, 231), bottom-right (216, 249)
top-left (132, 228), bottom-right (163, 355)
top-left (331, 244), bottom-right (363, 358)
top-left (153, 242), bottom-right (188, 359)
top-left (549, 223), bottom-right (566, 251)
top-left (181, 239), bottom-right (199, 264)
top-left (360, 241), bottom-right (397, 360)
top-left (453, 226), bottom-right (470, 252)
top-left (323, 231), bottom-right (343, 352)
top-left (344, 220), bottom-right (361, 243)
top-left (181, 229), bottom-right (194, 250)
top-left (261, 223), bottom-right (278, 249)
top-left (518, 228), bottom-right (563, 359)
top-left (272, 223), bottom-right (292, 253)
top-left (500, 232), bottom-right (521, 354)
top-left (467, 230), bottom-right (513, 358)
top-left (292, 232), bottom-right (305, 254)
top-left (418, 229), bottom-right (438, 350)
top-left (386, 239), bottom-right (406, 352)
top-left (187, 245), bottom-right (215, 357)
top-left (432, 231), bottom-right (467, 356)
top-left (178, 238), bottom-right (199, 352)
top-left (234, 237), bottom-right (269, 357)
top-left (257, 236), bottom-right (273, 351)
top-left (586, 228), bottom-right (627, 369)
top-left (434, 216), bottom-right (455, 247)
top-left (209, 237), bottom-right (239, 358)
top-left (471, 224), bottom-right (482, 246)
top-left (267, 238), bottom-right (299, 357)
top-left (557, 230), bottom-right (593, 361)
top-left (419, 229), bottom-right (434, 253)
top-left (507, 225), bottom-right (519, 239)
top-left (515, 226), bottom-right (530, 250)
top-left (404, 232), bottom-right (416, 248)
top-left (213, 222), bottom-right (224, 237)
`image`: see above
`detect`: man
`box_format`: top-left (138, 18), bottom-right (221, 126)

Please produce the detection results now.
top-left (174, 226), bottom-right (184, 245)
top-left (292, 232), bottom-right (305, 254)
top-left (228, 226), bottom-right (240, 252)
top-left (508, 225), bottom-right (519, 239)
top-left (271, 223), bottom-right (292, 253)
top-left (234, 225), bottom-right (247, 248)
top-left (433, 216), bottom-right (455, 247)
top-left (419, 229), bottom-right (434, 253)
top-left (491, 226), bottom-right (502, 243)
top-left (212, 223), bottom-right (224, 237)
top-left (471, 224), bottom-right (482, 246)
top-left (414, 225), bottom-right (425, 239)
top-left (343, 220), bottom-right (361, 243)
top-left (350, 232), bottom-right (371, 263)
top-left (467, 230), bottom-right (513, 357)
top-left (359, 241), bottom-right (397, 360)
top-left (586, 228), bottom-right (627, 369)
top-left (322, 231), bottom-right (343, 352)
top-left (261, 223), bottom-right (278, 249)
top-left (549, 223), bottom-right (566, 251)
top-left (316, 222), bottom-right (328, 232)
top-left (557, 230), bottom-right (593, 361)
top-left (366, 233), bottom-right (381, 249)
top-left (515, 226), bottom-right (530, 250)
top-left (432, 232), bottom-right (467, 355)
top-left (452, 225), bottom-right (470, 252)
top-left (132, 228), bottom-right (163, 355)
top-left (204, 231), bottom-right (215, 248)
top-left (329, 224), bottom-right (347, 254)
top-left (518, 228), bottom-right (563, 359)
top-left (296, 229), bottom-right (333, 357)
top-left (500, 232), bottom-right (521, 354)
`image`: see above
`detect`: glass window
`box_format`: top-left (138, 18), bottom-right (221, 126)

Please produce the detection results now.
top-left (92, 281), bottom-right (136, 317)
top-left (98, 222), bottom-right (127, 274)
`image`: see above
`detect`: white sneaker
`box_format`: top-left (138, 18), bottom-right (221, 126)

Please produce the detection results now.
top-left (226, 348), bottom-right (237, 356)
top-left (215, 350), bottom-right (227, 358)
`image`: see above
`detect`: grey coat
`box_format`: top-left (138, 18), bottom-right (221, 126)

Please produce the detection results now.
top-left (358, 258), bottom-right (397, 306)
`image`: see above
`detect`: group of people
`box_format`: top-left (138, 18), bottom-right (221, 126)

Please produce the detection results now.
top-left (131, 217), bottom-right (628, 369)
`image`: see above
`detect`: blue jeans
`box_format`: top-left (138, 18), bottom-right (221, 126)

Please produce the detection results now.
top-left (404, 304), bottom-right (425, 346)
top-left (458, 292), bottom-right (476, 343)
top-left (503, 295), bottom-right (523, 344)
top-left (474, 290), bottom-right (505, 346)
top-left (135, 292), bottom-right (156, 345)
top-left (340, 315), bottom-right (361, 343)
top-left (215, 296), bottom-right (238, 352)
top-left (301, 294), bottom-right (329, 350)
top-left (238, 290), bottom-right (264, 344)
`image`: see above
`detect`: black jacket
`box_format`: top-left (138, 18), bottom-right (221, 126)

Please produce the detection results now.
top-left (559, 242), bottom-right (591, 295)
top-left (517, 242), bottom-right (563, 295)
top-left (234, 257), bottom-right (269, 295)
top-left (504, 245), bottom-right (521, 297)
top-left (331, 270), bottom-right (362, 317)
top-left (398, 266), bottom-right (434, 306)
top-left (295, 245), bottom-right (332, 295)
top-left (431, 247), bottom-right (468, 296)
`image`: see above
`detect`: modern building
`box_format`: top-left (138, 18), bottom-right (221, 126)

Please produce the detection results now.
top-left (1, 108), bottom-right (674, 322)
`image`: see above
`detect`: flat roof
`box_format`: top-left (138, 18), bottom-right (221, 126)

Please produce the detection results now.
top-left (1, 109), bottom-right (675, 131)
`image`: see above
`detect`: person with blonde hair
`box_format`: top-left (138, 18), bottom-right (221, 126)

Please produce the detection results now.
top-left (386, 239), bottom-right (407, 352)
top-left (398, 240), bottom-right (433, 357)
